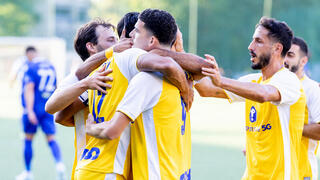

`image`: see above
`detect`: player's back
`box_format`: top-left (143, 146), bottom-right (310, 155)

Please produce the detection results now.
top-left (117, 72), bottom-right (191, 179)
top-left (76, 48), bottom-right (146, 177)
top-left (22, 58), bottom-right (57, 115)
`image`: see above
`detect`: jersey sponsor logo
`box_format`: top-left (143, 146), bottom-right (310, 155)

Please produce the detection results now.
top-left (246, 123), bottom-right (272, 132)
top-left (80, 147), bottom-right (100, 161)
top-left (249, 106), bottom-right (257, 123)
top-left (303, 177), bottom-right (311, 180)
top-left (180, 169), bottom-right (191, 180)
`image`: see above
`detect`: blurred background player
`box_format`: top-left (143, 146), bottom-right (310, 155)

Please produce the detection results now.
top-left (16, 46), bottom-right (65, 180)
top-left (284, 36), bottom-right (320, 180)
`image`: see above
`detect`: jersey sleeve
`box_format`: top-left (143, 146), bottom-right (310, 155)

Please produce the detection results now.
top-left (267, 69), bottom-right (301, 105)
top-left (307, 84), bottom-right (320, 123)
top-left (224, 73), bottom-right (261, 103)
top-left (116, 72), bottom-right (162, 121)
top-left (114, 48), bottom-right (147, 81)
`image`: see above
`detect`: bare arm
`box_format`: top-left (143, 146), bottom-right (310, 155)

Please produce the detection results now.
top-left (201, 54), bottom-right (280, 103)
top-left (137, 53), bottom-right (193, 110)
top-left (303, 123), bottom-right (320, 140)
top-left (194, 77), bottom-right (227, 98)
top-left (150, 49), bottom-right (213, 75)
top-left (25, 82), bottom-right (38, 125)
top-left (45, 67), bottom-right (112, 114)
top-left (54, 99), bottom-right (86, 127)
top-left (86, 112), bottom-right (130, 140)
top-left (76, 38), bottom-right (133, 80)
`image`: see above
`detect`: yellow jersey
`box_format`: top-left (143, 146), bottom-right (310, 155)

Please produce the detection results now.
top-left (76, 48), bottom-right (146, 177)
top-left (117, 72), bottom-right (191, 179)
top-left (299, 75), bottom-right (320, 180)
top-left (55, 73), bottom-right (90, 180)
top-left (225, 68), bottom-right (306, 180)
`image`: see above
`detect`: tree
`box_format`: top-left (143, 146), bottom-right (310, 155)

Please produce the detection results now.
top-left (0, 0), bottom-right (39, 36)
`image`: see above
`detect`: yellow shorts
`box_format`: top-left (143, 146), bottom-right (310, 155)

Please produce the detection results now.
top-left (74, 169), bottom-right (126, 180)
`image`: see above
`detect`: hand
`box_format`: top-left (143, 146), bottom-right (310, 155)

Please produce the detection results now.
top-left (201, 54), bottom-right (222, 87)
top-left (171, 27), bottom-right (184, 52)
top-left (27, 111), bottom-right (38, 125)
top-left (180, 80), bottom-right (194, 112)
top-left (113, 29), bottom-right (133, 53)
top-left (82, 64), bottom-right (113, 94)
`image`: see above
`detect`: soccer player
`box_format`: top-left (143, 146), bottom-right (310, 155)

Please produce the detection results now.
top-left (284, 36), bottom-right (320, 180)
top-left (83, 8), bottom-right (214, 179)
top-left (195, 17), bottom-right (306, 179)
top-left (45, 19), bottom-right (134, 180)
top-left (74, 10), bottom-right (193, 180)
top-left (16, 46), bottom-right (65, 180)
top-left (46, 12), bottom-right (195, 180)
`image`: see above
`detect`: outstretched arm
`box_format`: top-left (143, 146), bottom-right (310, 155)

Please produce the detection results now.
top-left (150, 49), bottom-right (213, 76)
top-left (201, 54), bottom-right (281, 103)
top-left (194, 77), bottom-right (227, 98)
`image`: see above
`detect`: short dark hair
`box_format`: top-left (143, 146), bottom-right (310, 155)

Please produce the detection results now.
top-left (117, 12), bottom-right (139, 38)
top-left (74, 18), bottom-right (115, 61)
top-left (292, 36), bottom-right (310, 59)
top-left (25, 46), bottom-right (36, 54)
top-left (257, 17), bottom-right (293, 57)
top-left (139, 9), bottom-right (177, 46)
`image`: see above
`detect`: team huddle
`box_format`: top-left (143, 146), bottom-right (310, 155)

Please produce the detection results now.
top-left (18, 8), bottom-right (320, 180)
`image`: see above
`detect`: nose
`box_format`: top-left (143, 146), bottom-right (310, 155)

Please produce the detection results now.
top-left (248, 40), bottom-right (254, 51)
top-left (129, 29), bottom-right (135, 38)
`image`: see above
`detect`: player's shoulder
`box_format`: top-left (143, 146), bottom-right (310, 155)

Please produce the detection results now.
top-left (272, 68), bottom-right (300, 83)
top-left (302, 75), bottom-right (320, 94)
top-left (238, 73), bottom-right (261, 82)
top-left (114, 48), bottom-right (147, 59)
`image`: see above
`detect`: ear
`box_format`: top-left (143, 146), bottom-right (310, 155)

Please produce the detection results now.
top-left (86, 42), bottom-right (96, 54)
top-left (300, 56), bottom-right (308, 66)
top-left (273, 43), bottom-right (283, 56)
top-left (148, 36), bottom-right (159, 48)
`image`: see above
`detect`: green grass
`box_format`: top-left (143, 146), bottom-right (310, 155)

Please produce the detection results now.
top-left (1, 117), bottom-right (246, 180)
top-left (1, 95), bottom-right (319, 179)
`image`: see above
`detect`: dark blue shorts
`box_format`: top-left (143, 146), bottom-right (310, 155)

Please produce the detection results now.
top-left (22, 112), bottom-right (56, 135)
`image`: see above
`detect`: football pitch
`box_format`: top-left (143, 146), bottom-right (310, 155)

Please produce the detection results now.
top-left (1, 86), bottom-right (319, 179)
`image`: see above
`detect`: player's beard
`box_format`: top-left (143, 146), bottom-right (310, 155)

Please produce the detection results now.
top-left (96, 44), bottom-right (105, 53)
top-left (251, 52), bottom-right (271, 70)
top-left (284, 61), bottom-right (299, 73)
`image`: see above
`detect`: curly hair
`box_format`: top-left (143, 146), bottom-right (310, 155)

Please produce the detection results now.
top-left (139, 9), bottom-right (177, 46)
top-left (257, 17), bottom-right (293, 57)
top-left (74, 18), bottom-right (115, 61)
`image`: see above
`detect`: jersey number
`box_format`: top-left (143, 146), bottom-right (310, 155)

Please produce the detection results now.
top-left (37, 69), bottom-right (55, 92)
top-left (92, 62), bottom-right (111, 123)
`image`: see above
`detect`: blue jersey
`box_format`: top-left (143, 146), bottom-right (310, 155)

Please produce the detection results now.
top-left (21, 58), bottom-right (57, 115)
